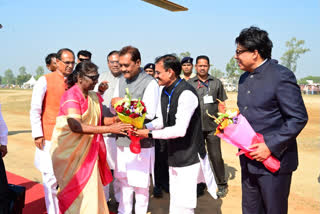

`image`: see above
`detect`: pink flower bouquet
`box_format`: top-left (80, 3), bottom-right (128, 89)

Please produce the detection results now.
top-left (209, 108), bottom-right (280, 173)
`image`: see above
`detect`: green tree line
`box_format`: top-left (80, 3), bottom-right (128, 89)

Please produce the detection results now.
top-left (181, 37), bottom-right (313, 84)
top-left (0, 66), bottom-right (45, 85)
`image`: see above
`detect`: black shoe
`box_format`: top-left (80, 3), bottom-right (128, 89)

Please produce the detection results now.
top-left (197, 183), bottom-right (206, 198)
top-left (217, 185), bottom-right (228, 198)
top-left (153, 186), bottom-right (163, 198)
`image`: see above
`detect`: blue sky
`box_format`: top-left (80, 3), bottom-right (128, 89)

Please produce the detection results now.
top-left (0, 0), bottom-right (319, 79)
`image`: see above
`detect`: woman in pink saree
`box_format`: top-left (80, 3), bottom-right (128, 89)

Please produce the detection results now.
top-left (50, 61), bottom-right (132, 214)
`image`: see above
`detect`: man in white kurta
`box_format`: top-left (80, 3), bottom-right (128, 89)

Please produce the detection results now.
top-left (137, 54), bottom-right (217, 214)
top-left (94, 50), bottom-right (122, 203)
top-left (30, 49), bottom-right (75, 214)
top-left (111, 46), bottom-right (159, 214)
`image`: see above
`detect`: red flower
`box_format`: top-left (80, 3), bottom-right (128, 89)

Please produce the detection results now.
top-left (116, 106), bottom-right (124, 113)
top-left (129, 113), bottom-right (136, 118)
top-left (140, 101), bottom-right (145, 106)
top-left (142, 107), bottom-right (147, 114)
top-left (125, 110), bottom-right (131, 115)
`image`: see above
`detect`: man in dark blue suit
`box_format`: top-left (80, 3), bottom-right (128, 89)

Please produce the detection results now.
top-left (235, 26), bottom-right (308, 214)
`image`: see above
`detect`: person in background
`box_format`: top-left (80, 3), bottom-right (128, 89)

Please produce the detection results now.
top-left (180, 57), bottom-right (195, 80)
top-left (235, 26), bottom-right (308, 214)
top-left (77, 50), bottom-right (92, 63)
top-left (45, 53), bottom-right (57, 72)
top-left (143, 63), bottom-right (155, 77)
top-left (94, 50), bottom-right (122, 206)
top-left (0, 104), bottom-right (9, 214)
top-left (30, 48), bottom-right (75, 214)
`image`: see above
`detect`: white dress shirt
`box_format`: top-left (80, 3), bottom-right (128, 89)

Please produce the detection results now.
top-left (145, 89), bottom-right (199, 139)
top-left (0, 104), bottom-right (8, 146)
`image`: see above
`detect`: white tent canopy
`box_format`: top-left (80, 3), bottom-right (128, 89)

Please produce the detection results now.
top-left (22, 76), bottom-right (37, 89)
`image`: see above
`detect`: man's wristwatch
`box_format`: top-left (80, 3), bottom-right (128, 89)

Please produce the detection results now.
top-left (148, 130), bottom-right (153, 139)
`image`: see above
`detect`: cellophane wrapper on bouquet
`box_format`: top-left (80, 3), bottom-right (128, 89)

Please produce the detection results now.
top-left (114, 88), bottom-right (147, 154)
top-left (210, 109), bottom-right (280, 173)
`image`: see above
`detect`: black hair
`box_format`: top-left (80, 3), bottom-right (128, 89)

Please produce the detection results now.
top-left (155, 54), bottom-right (181, 77)
top-left (119, 46), bottom-right (141, 62)
top-left (67, 61), bottom-right (98, 89)
top-left (56, 48), bottom-right (75, 60)
top-left (45, 53), bottom-right (57, 65)
top-left (235, 26), bottom-right (273, 59)
top-left (77, 50), bottom-right (92, 59)
top-left (196, 55), bottom-right (210, 65)
top-left (107, 50), bottom-right (119, 60)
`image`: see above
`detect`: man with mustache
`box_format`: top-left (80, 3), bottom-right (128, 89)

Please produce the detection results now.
top-left (189, 55), bottom-right (228, 198)
top-left (30, 48), bottom-right (75, 214)
top-left (111, 46), bottom-right (159, 214)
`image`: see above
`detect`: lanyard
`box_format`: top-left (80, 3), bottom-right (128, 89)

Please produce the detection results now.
top-left (197, 79), bottom-right (210, 94)
top-left (164, 78), bottom-right (182, 122)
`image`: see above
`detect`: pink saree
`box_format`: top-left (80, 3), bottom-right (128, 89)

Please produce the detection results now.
top-left (50, 84), bottom-right (112, 214)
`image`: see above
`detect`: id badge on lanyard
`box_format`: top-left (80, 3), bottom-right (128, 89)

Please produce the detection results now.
top-left (203, 94), bottom-right (214, 104)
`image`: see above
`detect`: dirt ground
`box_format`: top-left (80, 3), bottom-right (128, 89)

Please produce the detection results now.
top-left (1, 89), bottom-right (319, 214)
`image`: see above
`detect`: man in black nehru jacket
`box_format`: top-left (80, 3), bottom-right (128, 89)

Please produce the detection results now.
top-left (137, 54), bottom-right (217, 214)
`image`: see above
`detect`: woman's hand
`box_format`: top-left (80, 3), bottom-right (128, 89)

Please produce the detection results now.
top-left (108, 122), bottom-right (133, 135)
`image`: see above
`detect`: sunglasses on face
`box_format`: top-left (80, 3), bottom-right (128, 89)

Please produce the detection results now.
top-left (235, 49), bottom-right (250, 56)
top-left (83, 73), bottom-right (99, 81)
top-left (79, 58), bottom-right (89, 62)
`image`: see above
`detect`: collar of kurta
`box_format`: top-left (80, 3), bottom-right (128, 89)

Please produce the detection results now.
top-left (164, 77), bottom-right (182, 94)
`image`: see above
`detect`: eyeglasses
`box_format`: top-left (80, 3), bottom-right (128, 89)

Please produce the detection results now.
top-left (108, 60), bottom-right (119, 65)
top-left (60, 60), bottom-right (75, 66)
top-left (235, 49), bottom-right (250, 56)
top-left (79, 58), bottom-right (89, 62)
top-left (83, 73), bottom-right (100, 81)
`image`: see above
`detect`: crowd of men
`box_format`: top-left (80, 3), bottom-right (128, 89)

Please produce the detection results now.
top-left (0, 26), bottom-right (308, 214)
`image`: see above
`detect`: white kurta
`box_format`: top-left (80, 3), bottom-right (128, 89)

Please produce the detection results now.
top-left (112, 78), bottom-right (159, 188)
top-left (30, 75), bottom-right (59, 214)
top-left (94, 71), bottom-right (120, 170)
top-left (145, 88), bottom-right (218, 210)
top-left (0, 104), bottom-right (8, 146)
top-left (30, 76), bottom-right (54, 173)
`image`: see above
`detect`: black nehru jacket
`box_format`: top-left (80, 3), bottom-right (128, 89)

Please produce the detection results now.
top-left (161, 78), bottom-right (206, 167)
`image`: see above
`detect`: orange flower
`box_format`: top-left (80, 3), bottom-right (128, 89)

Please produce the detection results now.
top-left (220, 119), bottom-right (229, 130)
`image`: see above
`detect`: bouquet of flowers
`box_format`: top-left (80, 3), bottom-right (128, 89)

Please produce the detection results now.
top-left (114, 88), bottom-right (147, 154)
top-left (208, 102), bottom-right (280, 173)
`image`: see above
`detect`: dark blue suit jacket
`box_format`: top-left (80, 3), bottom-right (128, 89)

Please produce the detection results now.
top-left (237, 59), bottom-right (308, 175)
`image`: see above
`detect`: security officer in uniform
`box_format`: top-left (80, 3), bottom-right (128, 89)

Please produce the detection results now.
top-left (180, 57), bottom-right (196, 80)
top-left (144, 63), bottom-right (156, 77)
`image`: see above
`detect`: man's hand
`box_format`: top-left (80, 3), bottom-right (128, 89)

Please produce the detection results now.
top-left (98, 81), bottom-right (109, 94)
top-left (0, 145), bottom-right (7, 158)
top-left (217, 99), bottom-right (226, 113)
top-left (34, 137), bottom-right (45, 150)
top-left (135, 129), bottom-right (150, 139)
top-left (249, 142), bottom-right (271, 162)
